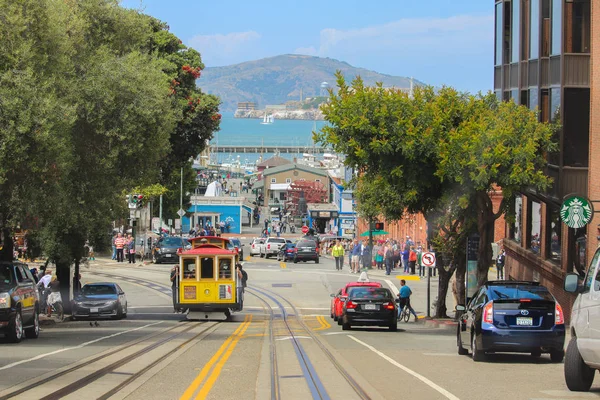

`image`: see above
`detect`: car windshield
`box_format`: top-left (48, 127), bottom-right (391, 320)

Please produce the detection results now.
top-left (82, 284), bottom-right (117, 296)
top-left (229, 239), bottom-right (241, 247)
top-left (348, 288), bottom-right (392, 300)
top-left (297, 240), bottom-right (316, 248)
top-left (269, 238), bottom-right (286, 243)
top-left (488, 285), bottom-right (554, 301)
top-left (0, 265), bottom-right (14, 287)
top-left (161, 238), bottom-right (189, 247)
top-left (285, 243), bottom-right (296, 249)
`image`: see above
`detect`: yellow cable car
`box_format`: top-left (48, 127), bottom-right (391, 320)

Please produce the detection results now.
top-left (175, 243), bottom-right (243, 320)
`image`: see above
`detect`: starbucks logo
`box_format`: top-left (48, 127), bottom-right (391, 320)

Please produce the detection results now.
top-left (560, 196), bottom-right (593, 229)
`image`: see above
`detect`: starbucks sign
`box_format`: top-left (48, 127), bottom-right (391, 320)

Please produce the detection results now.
top-left (560, 196), bottom-right (593, 229)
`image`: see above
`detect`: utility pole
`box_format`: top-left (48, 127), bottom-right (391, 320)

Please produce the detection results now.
top-left (159, 195), bottom-right (163, 234)
top-left (180, 166), bottom-right (183, 238)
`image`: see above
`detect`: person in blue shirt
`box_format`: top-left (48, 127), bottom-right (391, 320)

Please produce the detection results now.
top-left (398, 279), bottom-right (418, 322)
top-left (351, 239), bottom-right (361, 274)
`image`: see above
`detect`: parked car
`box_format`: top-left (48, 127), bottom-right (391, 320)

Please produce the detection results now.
top-left (72, 282), bottom-right (128, 320)
top-left (262, 237), bottom-right (287, 259)
top-left (331, 281), bottom-right (383, 323)
top-left (293, 239), bottom-right (319, 263)
top-left (0, 262), bottom-right (40, 342)
top-left (250, 238), bottom-right (265, 257)
top-left (340, 287), bottom-right (397, 331)
top-left (563, 247), bottom-right (600, 391)
top-left (152, 236), bottom-right (190, 264)
top-left (228, 238), bottom-right (244, 260)
top-left (456, 281), bottom-right (565, 362)
top-left (277, 243), bottom-right (296, 261)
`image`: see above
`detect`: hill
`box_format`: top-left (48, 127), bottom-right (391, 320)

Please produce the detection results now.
top-left (198, 54), bottom-right (422, 112)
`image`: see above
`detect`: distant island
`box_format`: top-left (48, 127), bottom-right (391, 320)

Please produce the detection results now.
top-left (198, 54), bottom-right (424, 113)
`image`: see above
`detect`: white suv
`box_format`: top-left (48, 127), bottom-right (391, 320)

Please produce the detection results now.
top-left (563, 247), bottom-right (600, 391)
top-left (262, 237), bottom-right (286, 259)
top-left (249, 238), bottom-right (264, 257)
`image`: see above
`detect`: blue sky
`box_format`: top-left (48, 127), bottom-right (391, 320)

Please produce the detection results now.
top-left (122, 0), bottom-right (494, 93)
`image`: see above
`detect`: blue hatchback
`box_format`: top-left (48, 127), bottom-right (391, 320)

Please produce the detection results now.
top-left (456, 281), bottom-right (565, 362)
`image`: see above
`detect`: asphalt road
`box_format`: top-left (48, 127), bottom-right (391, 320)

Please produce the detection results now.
top-left (0, 237), bottom-right (598, 400)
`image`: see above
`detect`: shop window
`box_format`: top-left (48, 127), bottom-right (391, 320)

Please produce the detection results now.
top-left (183, 258), bottom-right (197, 280)
top-left (200, 257), bottom-right (214, 279)
top-left (530, 0), bottom-right (540, 59)
top-left (551, 0), bottom-right (562, 55)
top-left (512, 196), bottom-right (523, 244)
top-left (564, 0), bottom-right (590, 54)
top-left (218, 258), bottom-right (232, 279)
top-left (512, 0), bottom-right (520, 62)
top-left (496, 2), bottom-right (503, 65)
top-left (528, 200), bottom-right (542, 254)
top-left (563, 88), bottom-right (590, 167)
top-left (547, 205), bottom-right (562, 263)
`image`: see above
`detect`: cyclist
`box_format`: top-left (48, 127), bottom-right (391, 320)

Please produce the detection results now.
top-left (398, 279), bottom-right (418, 322)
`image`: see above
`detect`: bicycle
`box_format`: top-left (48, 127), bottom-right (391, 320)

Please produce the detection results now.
top-left (398, 304), bottom-right (411, 322)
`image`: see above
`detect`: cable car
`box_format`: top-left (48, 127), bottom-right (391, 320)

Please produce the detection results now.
top-left (175, 241), bottom-right (243, 320)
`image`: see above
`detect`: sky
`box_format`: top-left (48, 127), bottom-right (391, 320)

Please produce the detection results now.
top-left (122, 0), bottom-right (494, 93)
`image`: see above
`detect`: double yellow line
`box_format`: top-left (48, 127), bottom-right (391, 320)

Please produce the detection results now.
top-left (181, 315), bottom-right (253, 400)
top-left (314, 316), bottom-right (331, 331)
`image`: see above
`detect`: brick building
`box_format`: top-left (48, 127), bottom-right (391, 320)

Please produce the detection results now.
top-left (493, 0), bottom-right (596, 319)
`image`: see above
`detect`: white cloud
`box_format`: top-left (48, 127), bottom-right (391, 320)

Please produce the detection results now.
top-left (188, 31), bottom-right (261, 66)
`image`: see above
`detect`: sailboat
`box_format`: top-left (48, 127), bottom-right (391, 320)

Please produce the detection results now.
top-left (260, 113), bottom-right (273, 125)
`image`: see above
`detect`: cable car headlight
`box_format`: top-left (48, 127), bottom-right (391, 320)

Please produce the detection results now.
top-left (204, 289), bottom-right (210, 295)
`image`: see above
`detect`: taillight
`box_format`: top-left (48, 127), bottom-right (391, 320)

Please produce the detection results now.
top-left (267, 244), bottom-right (270, 249)
top-left (346, 301), bottom-right (357, 309)
top-left (383, 302), bottom-right (395, 310)
top-left (555, 303), bottom-right (565, 325)
top-left (293, 248), bottom-right (297, 253)
top-left (520, 299), bottom-right (531, 302)
top-left (483, 301), bottom-right (494, 324)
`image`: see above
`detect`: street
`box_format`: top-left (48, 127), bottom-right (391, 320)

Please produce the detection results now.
top-left (0, 239), bottom-right (598, 400)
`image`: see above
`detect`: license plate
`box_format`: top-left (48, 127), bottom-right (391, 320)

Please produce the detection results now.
top-left (165, 254), bottom-right (172, 257)
top-left (90, 308), bottom-right (99, 313)
top-left (364, 304), bottom-right (377, 310)
top-left (516, 317), bottom-right (533, 326)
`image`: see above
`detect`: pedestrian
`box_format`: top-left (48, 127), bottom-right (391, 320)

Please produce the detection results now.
top-left (398, 279), bottom-right (418, 322)
top-left (361, 240), bottom-right (372, 270)
top-left (332, 240), bottom-right (345, 270)
top-left (408, 246), bottom-right (417, 275)
top-left (170, 265), bottom-right (181, 313)
top-left (350, 239), bottom-right (361, 274)
top-left (401, 246), bottom-right (410, 273)
top-left (111, 233), bottom-right (117, 260)
top-left (496, 248), bottom-right (505, 280)
top-left (46, 275), bottom-right (61, 317)
top-left (73, 273), bottom-right (82, 295)
top-left (128, 236), bottom-right (136, 264)
top-left (417, 246), bottom-right (424, 277)
top-left (115, 233), bottom-right (125, 262)
top-left (375, 241), bottom-right (384, 270)
top-left (236, 263), bottom-right (248, 304)
top-left (384, 241), bottom-right (394, 275)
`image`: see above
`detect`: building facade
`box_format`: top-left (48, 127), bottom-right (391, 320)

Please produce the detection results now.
top-left (260, 164), bottom-right (329, 209)
top-left (494, 0), bottom-right (595, 316)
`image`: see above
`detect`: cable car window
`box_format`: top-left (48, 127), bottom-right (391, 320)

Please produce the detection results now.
top-left (219, 259), bottom-right (232, 279)
top-left (200, 257), bottom-right (214, 279)
top-left (183, 258), bottom-right (196, 280)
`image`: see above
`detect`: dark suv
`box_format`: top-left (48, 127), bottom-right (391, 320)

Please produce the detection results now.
top-left (152, 237), bottom-right (190, 264)
top-left (0, 262), bottom-right (40, 342)
top-left (293, 239), bottom-right (319, 263)
top-left (456, 281), bottom-right (565, 362)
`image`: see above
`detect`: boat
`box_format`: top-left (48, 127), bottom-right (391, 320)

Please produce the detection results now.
top-left (260, 113), bottom-right (273, 125)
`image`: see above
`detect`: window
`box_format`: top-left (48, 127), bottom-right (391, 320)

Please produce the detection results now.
top-left (512, 0), bottom-right (520, 62)
top-left (542, 0), bottom-right (550, 56)
top-left (285, 178), bottom-right (291, 183)
top-left (551, 0), bottom-right (562, 54)
top-left (521, 0), bottom-right (530, 60)
top-left (488, 285), bottom-right (554, 301)
top-left (511, 89), bottom-right (519, 103)
top-left (547, 205), bottom-right (562, 263)
top-left (200, 257), bottom-right (214, 279)
top-left (495, 90), bottom-right (502, 102)
top-left (503, 1), bottom-right (512, 64)
top-left (564, 0), bottom-right (590, 53)
top-left (315, 179), bottom-right (321, 183)
top-left (548, 87), bottom-right (561, 165)
top-left (582, 248), bottom-right (600, 293)
top-left (183, 258), bottom-right (197, 280)
top-left (15, 266), bottom-right (25, 283)
top-left (520, 90), bottom-right (528, 107)
top-left (529, 88), bottom-right (539, 112)
top-left (218, 258), bottom-right (232, 279)
top-left (270, 178), bottom-right (276, 183)
top-left (528, 200), bottom-right (541, 254)
top-left (496, 3), bottom-right (503, 65)
top-left (530, 0), bottom-right (540, 59)
top-left (512, 196), bottom-right (523, 244)
top-left (563, 88), bottom-right (590, 167)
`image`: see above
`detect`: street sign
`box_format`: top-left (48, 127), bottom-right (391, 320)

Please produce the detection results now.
top-left (301, 225), bottom-right (309, 234)
top-left (560, 195), bottom-right (593, 229)
top-left (175, 218), bottom-right (181, 229)
top-left (152, 217), bottom-right (160, 231)
top-left (177, 208), bottom-right (186, 217)
top-left (422, 252), bottom-right (436, 267)
top-left (168, 218), bottom-right (173, 226)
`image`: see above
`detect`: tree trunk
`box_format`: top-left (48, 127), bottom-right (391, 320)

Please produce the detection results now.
top-left (0, 227), bottom-right (14, 262)
top-left (435, 255), bottom-right (457, 318)
top-left (455, 255), bottom-right (466, 307)
top-left (55, 260), bottom-right (72, 314)
top-left (476, 191), bottom-right (495, 287)
top-left (73, 259), bottom-right (80, 296)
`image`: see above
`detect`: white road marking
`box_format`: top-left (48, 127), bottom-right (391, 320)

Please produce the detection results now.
top-left (323, 332), bottom-right (348, 335)
top-left (128, 306), bottom-right (173, 309)
top-left (275, 336), bottom-right (313, 341)
top-left (385, 279), bottom-right (400, 297)
top-left (348, 335), bottom-right (461, 400)
top-left (0, 321), bottom-right (162, 371)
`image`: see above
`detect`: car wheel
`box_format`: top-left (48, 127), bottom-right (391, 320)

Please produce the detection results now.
top-left (293, 258), bottom-right (298, 264)
top-left (531, 349), bottom-right (542, 358)
top-left (333, 314), bottom-right (338, 322)
top-left (471, 332), bottom-right (485, 362)
top-left (114, 304), bottom-right (124, 320)
top-left (25, 308), bottom-right (40, 339)
top-left (342, 322), bottom-right (351, 331)
top-left (337, 317), bottom-right (343, 326)
top-left (260, 252), bottom-right (264, 258)
top-left (550, 349), bottom-right (564, 363)
top-left (7, 308), bottom-right (24, 343)
top-left (457, 325), bottom-right (468, 355)
top-left (389, 321), bottom-right (398, 332)
top-left (565, 337), bottom-right (595, 391)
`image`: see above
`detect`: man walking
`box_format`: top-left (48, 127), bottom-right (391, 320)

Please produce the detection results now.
top-left (350, 240), bottom-right (361, 274)
top-left (496, 248), bottom-right (505, 280)
top-left (332, 240), bottom-right (345, 270)
top-left (115, 233), bottom-right (125, 262)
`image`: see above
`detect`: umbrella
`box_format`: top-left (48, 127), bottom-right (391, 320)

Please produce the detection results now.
top-left (360, 230), bottom-right (389, 237)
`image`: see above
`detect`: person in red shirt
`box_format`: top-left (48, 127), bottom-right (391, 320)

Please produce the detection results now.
top-left (115, 233), bottom-right (125, 262)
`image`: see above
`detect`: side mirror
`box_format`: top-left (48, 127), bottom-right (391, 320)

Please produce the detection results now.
top-left (455, 305), bottom-right (466, 312)
top-left (564, 273), bottom-right (580, 293)
top-left (339, 296), bottom-right (347, 302)
top-left (330, 293), bottom-right (336, 298)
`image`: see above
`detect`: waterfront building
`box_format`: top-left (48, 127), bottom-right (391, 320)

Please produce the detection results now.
top-left (259, 164), bottom-right (329, 210)
top-left (236, 102), bottom-right (257, 111)
top-left (256, 155), bottom-right (292, 174)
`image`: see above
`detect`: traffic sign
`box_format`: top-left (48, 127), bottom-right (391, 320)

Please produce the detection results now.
top-left (301, 225), bottom-right (309, 234)
top-left (422, 252), bottom-right (436, 267)
top-left (177, 208), bottom-right (186, 217)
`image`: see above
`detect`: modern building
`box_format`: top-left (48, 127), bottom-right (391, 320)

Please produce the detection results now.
top-left (494, 0), bottom-right (596, 315)
top-left (237, 102), bottom-right (257, 111)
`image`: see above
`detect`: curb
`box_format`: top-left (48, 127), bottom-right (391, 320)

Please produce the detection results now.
top-left (421, 318), bottom-right (458, 330)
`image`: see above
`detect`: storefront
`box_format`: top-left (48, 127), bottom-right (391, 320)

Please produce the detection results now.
top-left (307, 203), bottom-right (339, 234)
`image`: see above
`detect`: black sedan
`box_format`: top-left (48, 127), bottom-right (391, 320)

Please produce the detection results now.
top-left (293, 239), bottom-right (319, 263)
top-left (72, 283), bottom-right (128, 320)
top-left (341, 287), bottom-right (397, 331)
top-left (152, 237), bottom-right (190, 264)
top-left (277, 243), bottom-right (296, 261)
top-left (456, 281), bottom-right (565, 362)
